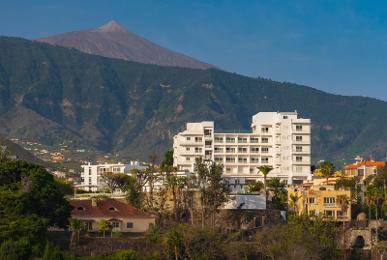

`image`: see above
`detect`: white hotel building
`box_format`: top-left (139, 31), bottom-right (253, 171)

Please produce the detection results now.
top-left (173, 112), bottom-right (312, 185)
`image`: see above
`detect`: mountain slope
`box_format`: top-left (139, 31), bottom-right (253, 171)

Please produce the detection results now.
top-left (0, 36), bottom-right (386, 164)
top-left (0, 135), bottom-right (48, 166)
top-left (36, 20), bottom-right (214, 70)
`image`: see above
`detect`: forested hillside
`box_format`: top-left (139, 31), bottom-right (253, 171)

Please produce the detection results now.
top-left (0, 36), bottom-right (386, 164)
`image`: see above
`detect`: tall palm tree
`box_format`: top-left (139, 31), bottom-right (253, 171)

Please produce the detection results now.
top-left (257, 165), bottom-right (273, 206)
top-left (337, 194), bottom-right (350, 249)
top-left (366, 185), bottom-right (383, 243)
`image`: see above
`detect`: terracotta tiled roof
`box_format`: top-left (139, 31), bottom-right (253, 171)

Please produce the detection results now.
top-left (345, 161), bottom-right (385, 170)
top-left (70, 198), bottom-right (155, 219)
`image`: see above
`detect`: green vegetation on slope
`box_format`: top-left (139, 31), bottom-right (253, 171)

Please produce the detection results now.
top-left (0, 36), bottom-right (386, 164)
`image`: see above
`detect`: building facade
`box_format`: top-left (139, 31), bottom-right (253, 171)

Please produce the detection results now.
top-left (288, 178), bottom-right (351, 221)
top-left (70, 198), bottom-right (155, 233)
top-left (80, 161), bottom-right (147, 191)
top-left (173, 111), bottom-right (312, 185)
top-left (344, 157), bottom-right (385, 180)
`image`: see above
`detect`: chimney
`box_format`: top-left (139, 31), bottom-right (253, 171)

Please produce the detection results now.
top-left (91, 198), bottom-right (97, 207)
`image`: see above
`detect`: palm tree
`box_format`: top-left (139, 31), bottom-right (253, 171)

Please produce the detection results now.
top-left (318, 161), bottom-right (335, 184)
top-left (68, 218), bottom-right (82, 248)
top-left (289, 193), bottom-right (300, 214)
top-left (267, 178), bottom-right (287, 210)
top-left (257, 165), bottom-right (273, 205)
top-left (366, 185), bottom-right (383, 243)
top-left (337, 194), bottom-right (350, 249)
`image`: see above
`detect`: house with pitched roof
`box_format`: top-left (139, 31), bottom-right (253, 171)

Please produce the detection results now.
top-left (70, 198), bottom-right (155, 233)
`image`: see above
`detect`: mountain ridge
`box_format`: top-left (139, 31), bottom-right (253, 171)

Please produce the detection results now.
top-left (36, 20), bottom-right (215, 70)
top-left (0, 36), bottom-right (386, 164)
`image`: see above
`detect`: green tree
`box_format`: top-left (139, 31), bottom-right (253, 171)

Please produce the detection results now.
top-left (101, 172), bottom-right (122, 193)
top-left (0, 160), bottom-right (71, 259)
top-left (267, 178), bottom-right (287, 210)
top-left (318, 161), bottom-right (335, 184)
top-left (254, 214), bottom-right (338, 260)
top-left (0, 238), bottom-right (30, 260)
top-left (195, 158), bottom-right (230, 228)
top-left (42, 241), bottom-right (63, 260)
top-left (98, 219), bottom-right (110, 237)
top-left (160, 150), bottom-right (174, 169)
top-left (245, 180), bottom-right (264, 193)
top-left (165, 227), bottom-right (185, 260)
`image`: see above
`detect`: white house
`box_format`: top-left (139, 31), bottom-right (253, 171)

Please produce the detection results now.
top-left (80, 161), bottom-right (147, 191)
top-left (173, 111), bottom-right (312, 186)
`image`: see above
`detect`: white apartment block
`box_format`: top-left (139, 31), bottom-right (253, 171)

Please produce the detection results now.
top-left (80, 161), bottom-right (147, 191)
top-left (173, 111), bottom-right (312, 185)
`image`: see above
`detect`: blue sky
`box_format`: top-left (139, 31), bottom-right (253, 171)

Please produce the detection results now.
top-left (0, 0), bottom-right (387, 101)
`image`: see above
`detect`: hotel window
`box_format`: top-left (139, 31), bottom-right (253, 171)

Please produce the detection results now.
top-left (308, 197), bottom-right (315, 204)
top-left (296, 146), bottom-right (302, 152)
top-left (195, 147), bottom-right (202, 153)
top-left (126, 222), bottom-right (134, 228)
top-left (226, 157), bottom-right (235, 163)
top-left (215, 137), bottom-right (223, 143)
top-left (261, 127), bottom-right (269, 133)
top-left (226, 137), bottom-right (235, 143)
top-left (296, 136), bottom-right (303, 142)
top-left (261, 157), bottom-right (269, 164)
top-left (251, 157), bottom-right (259, 163)
top-left (186, 147), bottom-right (190, 151)
top-left (238, 157), bottom-right (248, 163)
top-left (226, 147), bottom-right (235, 153)
top-left (261, 147), bottom-right (269, 153)
top-left (195, 137), bottom-right (202, 142)
top-left (186, 157), bottom-right (190, 161)
top-left (215, 157), bottom-right (223, 163)
top-left (250, 137), bottom-right (259, 143)
top-left (238, 137), bottom-right (247, 143)
top-left (214, 147), bottom-right (223, 153)
top-left (283, 116), bottom-right (288, 119)
top-left (296, 156), bottom-right (302, 162)
top-left (324, 210), bottom-right (334, 217)
top-left (205, 140), bottom-right (212, 147)
top-left (296, 166), bottom-right (303, 172)
top-left (324, 197), bottom-right (335, 204)
top-left (186, 137), bottom-right (191, 141)
top-left (204, 129), bottom-right (212, 136)
top-left (261, 137), bottom-right (269, 143)
top-left (251, 147), bottom-right (259, 153)
top-left (89, 177), bottom-right (92, 183)
top-left (226, 167), bottom-right (232, 173)
top-left (238, 147), bottom-right (247, 153)
top-left (296, 125), bottom-right (303, 131)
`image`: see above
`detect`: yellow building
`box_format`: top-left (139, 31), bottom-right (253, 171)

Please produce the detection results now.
top-left (288, 178), bottom-right (351, 221)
